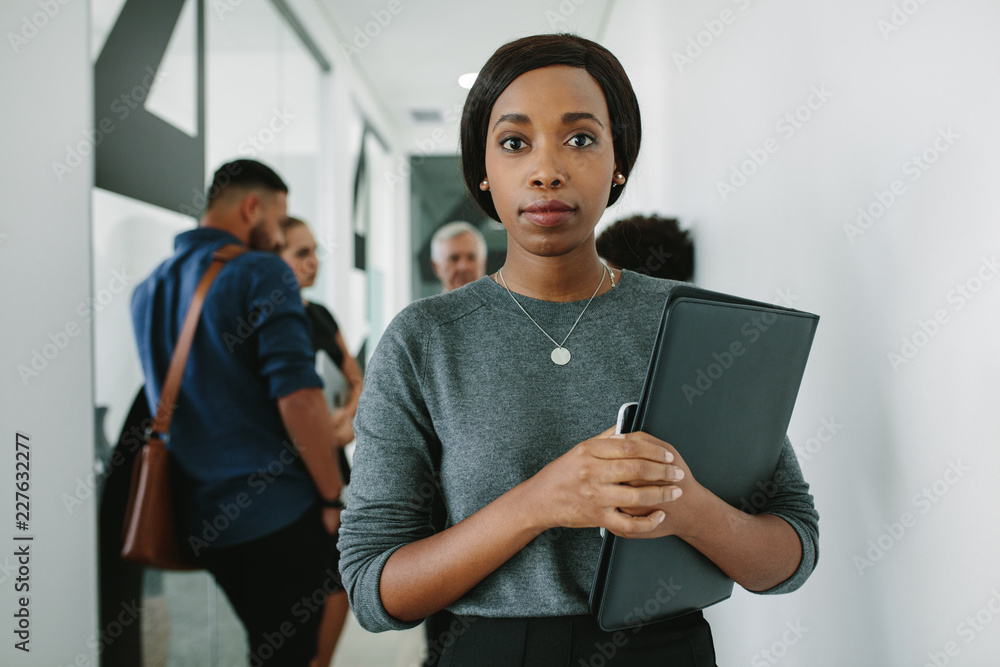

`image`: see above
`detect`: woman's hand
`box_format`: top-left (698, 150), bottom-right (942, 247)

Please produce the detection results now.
top-left (524, 426), bottom-right (686, 537)
top-left (321, 506), bottom-right (342, 535)
top-left (609, 434), bottom-right (806, 591)
top-left (614, 433), bottom-right (710, 540)
top-left (330, 408), bottom-right (355, 447)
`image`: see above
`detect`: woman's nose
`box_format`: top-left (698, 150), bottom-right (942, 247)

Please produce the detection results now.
top-left (529, 143), bottom-right (567, 188)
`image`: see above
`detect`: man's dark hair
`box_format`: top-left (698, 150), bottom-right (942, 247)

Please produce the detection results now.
top-left (596, 215), bottom-right (694, 282)
top-left (205, 159), bottom-right (288, 210)
top-left (460, 34), bottom-right (641, 222)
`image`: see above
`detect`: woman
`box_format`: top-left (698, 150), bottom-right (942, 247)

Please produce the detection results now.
top-left (280, 217), bottom-right (363, 449)
top-left (340, 34), bottom-right (818, 666)
top-left (278, 216), bottom-right (362, 667)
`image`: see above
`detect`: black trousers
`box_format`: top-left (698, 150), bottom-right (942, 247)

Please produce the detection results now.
top-left (424, 608), bottom-right (461, 666)
top-left (436, 611), bottom-right (716, 667)
top-left (200, 504), bottom-right (340, 667)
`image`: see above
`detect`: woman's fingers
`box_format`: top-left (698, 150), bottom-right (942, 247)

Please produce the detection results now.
top-left (610, 431), bottom-right (679, 456)
top-left (600, 458), bottom-right (684, 485)
top-left (596, 425), bottom-right (617, 438)
top-left (607, 481), bottom-right (682, 508)
top-left (578, 431), bottom-right (683, 485)
top-left (602, 509), bottom-right (667, 538)
top-left (537, 428), bottom-right (686, 531)
top-left (584, 432), bottom-right (675, 464)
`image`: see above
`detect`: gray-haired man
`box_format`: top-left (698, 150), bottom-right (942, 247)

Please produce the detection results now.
top-left (430, 221), bottom-right (487, 292)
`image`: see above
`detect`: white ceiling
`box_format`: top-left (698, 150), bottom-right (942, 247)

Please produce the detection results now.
top-left (94, 0), bottom-right (616, 148)
top-left (319, 0), bottom-right (615, 136)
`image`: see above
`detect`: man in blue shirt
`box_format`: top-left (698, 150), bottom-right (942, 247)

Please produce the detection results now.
top-left (131, 160), bottom-right (343, 666)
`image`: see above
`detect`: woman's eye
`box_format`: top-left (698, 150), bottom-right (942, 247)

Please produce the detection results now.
top-left (569, 134), bottom-right (595, 148)
top-left (500, 137), bottom-right (525, 151)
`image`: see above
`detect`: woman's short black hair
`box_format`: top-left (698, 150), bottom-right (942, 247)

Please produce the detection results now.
top-left (460, 34), bottom-right (642, 222)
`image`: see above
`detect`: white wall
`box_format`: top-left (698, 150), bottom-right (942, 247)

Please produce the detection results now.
top-left (289, 0), bottom-right (411, 333)
top-left (0, 1), bottom-right (98, 664)
top-left (603, 1), bottom-right (1000, 664)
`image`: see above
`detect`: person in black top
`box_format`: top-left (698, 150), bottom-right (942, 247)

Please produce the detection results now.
top-left (278, 216), bottom-right (363, 667)
top-left (279, 217), bottom-right (363, 447)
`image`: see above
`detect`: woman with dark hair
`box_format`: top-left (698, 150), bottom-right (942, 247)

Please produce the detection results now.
top-left (277, 216), bottom-right (360, 667)
top-left (279, 217), bottom-right (363, 448)
top-left (340, 34), bottom-right (818, 666)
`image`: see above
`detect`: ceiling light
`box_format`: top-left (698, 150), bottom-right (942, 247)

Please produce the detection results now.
top-left (458, 72), bottom-right (478, 89)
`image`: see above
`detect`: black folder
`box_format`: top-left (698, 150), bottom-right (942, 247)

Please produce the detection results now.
top-left (589, 285), bottom-right (819, 630)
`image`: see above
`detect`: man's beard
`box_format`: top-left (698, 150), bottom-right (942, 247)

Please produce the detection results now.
top-left (451, 271), bottom-right (476, 290)
top-left (248, 224), bottom-right (278, 252)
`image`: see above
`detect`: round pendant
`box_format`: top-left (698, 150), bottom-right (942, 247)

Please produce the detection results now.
top-left (551, 347), bottom-right (571, 365)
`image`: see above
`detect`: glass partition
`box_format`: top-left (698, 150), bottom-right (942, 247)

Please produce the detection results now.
top-left (90, 1), bottom-right (326, 663)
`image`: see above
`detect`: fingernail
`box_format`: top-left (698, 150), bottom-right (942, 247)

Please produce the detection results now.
top-left (671, 488), bottom-right (682, 500)
top-left (674, 468), bottom-right (684, 481)
top-left (655, 511), bottom-right (665, 523)
top-left (664, 451), bottom-right (673, 462)
top-left (611, 434), bottom-right (625, 439)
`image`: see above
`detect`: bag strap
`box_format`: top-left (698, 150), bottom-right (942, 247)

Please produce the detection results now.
top-left (150, 243), bottom-right (248, 439)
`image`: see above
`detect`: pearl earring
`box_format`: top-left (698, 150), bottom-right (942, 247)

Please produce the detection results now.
top-left (480, 178), bottom-right (489, 190)
top-left (613, 172), bottom-right (626, 186)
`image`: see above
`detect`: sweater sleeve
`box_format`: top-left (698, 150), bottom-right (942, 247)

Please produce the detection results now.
top-left (752, 437), bottom-right (820, 594)
top-left (337, 307), bottom-right (439, 632)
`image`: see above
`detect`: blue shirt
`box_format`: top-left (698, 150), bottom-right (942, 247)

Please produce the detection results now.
top-left (131, 228), bottom-right (323, 549)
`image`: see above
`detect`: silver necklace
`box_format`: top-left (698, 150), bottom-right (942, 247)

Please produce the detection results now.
top-left (497, 265), bottom-right (612, 365)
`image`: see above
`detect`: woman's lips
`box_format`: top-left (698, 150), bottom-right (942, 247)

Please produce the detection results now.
top-left (522, 200), bottom-right (575, 226)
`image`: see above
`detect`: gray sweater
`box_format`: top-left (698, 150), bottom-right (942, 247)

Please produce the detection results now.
top-left (339, 271), bottom-right (819, 632)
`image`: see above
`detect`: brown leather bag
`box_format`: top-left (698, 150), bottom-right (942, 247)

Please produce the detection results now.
top-left (121, 244), bottom-right (247, 570)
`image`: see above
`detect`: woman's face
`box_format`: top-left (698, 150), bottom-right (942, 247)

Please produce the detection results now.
top-left (483, 65), bottom-right (620, 260)
top-left (280, 224), bottom-right (318, 289)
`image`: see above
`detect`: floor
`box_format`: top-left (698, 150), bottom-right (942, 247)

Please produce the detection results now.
top-left (146, 570), bottom-right (427, 667)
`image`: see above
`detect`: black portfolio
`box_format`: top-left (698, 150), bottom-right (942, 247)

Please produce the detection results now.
top-left (589, 285), bottom-right (819, 630)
